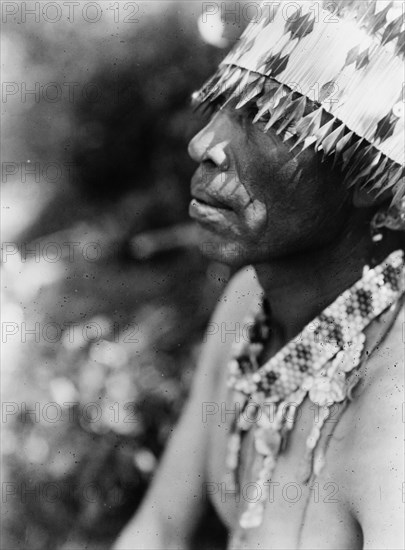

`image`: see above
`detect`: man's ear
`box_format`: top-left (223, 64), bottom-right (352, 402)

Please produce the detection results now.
top-left (352, 182), bottom-right (392, 208)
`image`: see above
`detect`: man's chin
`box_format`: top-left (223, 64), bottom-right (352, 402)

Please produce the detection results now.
top-left (194, 225), bottom-right (253, 267)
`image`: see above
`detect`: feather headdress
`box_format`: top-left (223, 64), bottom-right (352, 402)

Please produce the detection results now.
top-left (193, 0), bottom-right (405, 228)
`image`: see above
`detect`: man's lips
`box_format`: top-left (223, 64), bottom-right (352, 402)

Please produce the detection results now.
top-left (189, 195), bottom-right (236, 229)
top-left (190, 191), bottom-right (232, 211)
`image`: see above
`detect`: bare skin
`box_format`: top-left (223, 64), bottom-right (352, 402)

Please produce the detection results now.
top-left (114, 104), bottom-right (404, 549)
top-left (206, 270), bottom-right (404, 550)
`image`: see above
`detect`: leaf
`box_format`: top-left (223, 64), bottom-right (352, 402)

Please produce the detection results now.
top-left (373, 165), bottom-right (403, 200)
top-left (341, 138), bottom-right (364, 173)
top-left (395, 31), bottom-right (405, 58)
top-left (332, 130), bottom-right (354, 168)
top-left (275, 95), bottom-right (307, 134)
top-left (381, 15), bottom-right (403, 46)
top-left (368, 2), bottom-right (392, 35)
top-left (373, 110), bottom-right (398, 142)
top-left (286, 12), bottom-right (315, 41)
top-left (355, 49), bottom-right (370, 70)
top-left (264, 93), bottom-right (294, 131)
top-left (344, 45), bottom-right (360, 67)
top-left (391, 172), bottom-right (405, 206)
top-left (314, 118), bottom-right (335, 148)
top-left (294, 107), bottom-right (324, 142)
top-left (235, 76), bottom-right (266, 109)
top-left (319, 81), bottom-right (337, 103)
top-left (368, 156), bottom-right (390, 187)
top-left (263, 53), bottom-right (290, 77)
top-left (345, 144), bottom-right (375, 183)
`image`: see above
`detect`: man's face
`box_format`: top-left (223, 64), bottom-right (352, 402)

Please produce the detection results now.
top-left (188, 99), bottom-right (352, 267)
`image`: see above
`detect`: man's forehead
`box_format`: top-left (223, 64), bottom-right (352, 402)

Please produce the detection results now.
top-left (195, 81), bottom-right (317, 137)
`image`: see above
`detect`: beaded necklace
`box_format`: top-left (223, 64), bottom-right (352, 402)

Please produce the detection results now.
top-left (226, 250), bottom-right (404, 530)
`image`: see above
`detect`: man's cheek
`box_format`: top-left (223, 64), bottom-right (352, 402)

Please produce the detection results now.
top-left (243, 200), bottom-right (267, 233)
top-left (219, 179), bottom-right (253, 212)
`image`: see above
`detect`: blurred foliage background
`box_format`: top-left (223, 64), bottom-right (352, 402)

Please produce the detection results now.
top-left (1, 1), bottom-right (247, 548)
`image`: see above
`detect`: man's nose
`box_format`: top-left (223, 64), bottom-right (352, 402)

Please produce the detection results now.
top-left (188, 122), bottom-right (229, 171)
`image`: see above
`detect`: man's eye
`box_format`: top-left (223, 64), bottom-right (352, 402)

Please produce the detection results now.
top-left (202, 95), bottom-right (226, 119)
top-left (245, 102), bottom-right (259, 119)
top-left (254, 115), bottom-right (297, 139)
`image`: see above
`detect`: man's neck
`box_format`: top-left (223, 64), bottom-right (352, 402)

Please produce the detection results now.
top-left (253, 228), bottom-right (400, 348)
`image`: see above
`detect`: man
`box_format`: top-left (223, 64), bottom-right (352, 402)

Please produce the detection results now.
top-left (115, 1), bottom-right (404, 548)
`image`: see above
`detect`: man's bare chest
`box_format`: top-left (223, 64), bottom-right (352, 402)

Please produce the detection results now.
top-left (205, 393), bottom-right (362, 550)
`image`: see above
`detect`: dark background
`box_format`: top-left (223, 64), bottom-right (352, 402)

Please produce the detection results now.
top-left (1, 2), bottom-right (247, 548)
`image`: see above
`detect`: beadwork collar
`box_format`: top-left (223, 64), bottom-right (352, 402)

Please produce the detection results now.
top-left (226, 249), bottom-right (404, 529)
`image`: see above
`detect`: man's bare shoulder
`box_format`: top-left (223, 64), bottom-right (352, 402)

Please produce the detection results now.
top-left (201, 266), bottom-right (262, 391)
top-left (205, 266), bottom-right (262, 350)
top-left (215, 266), bottom-right (262, 318)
